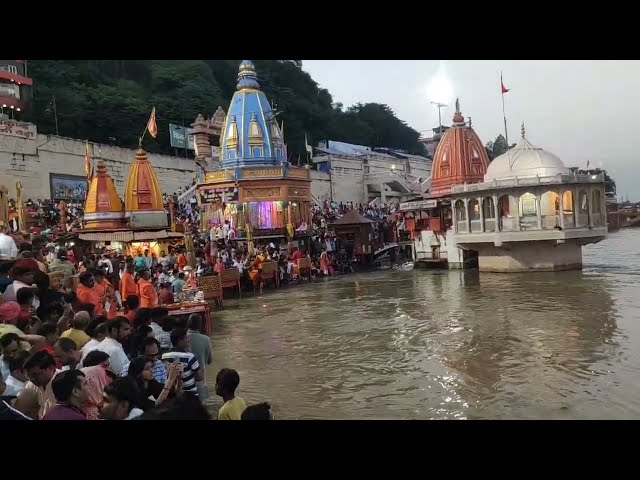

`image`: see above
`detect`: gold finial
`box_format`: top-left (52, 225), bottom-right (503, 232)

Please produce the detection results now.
top-left (521, 122), bottom-right (526, 138)
top-left (455, 97), bottom-right (460, 113)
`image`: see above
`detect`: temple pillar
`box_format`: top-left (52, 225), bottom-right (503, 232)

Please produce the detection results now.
top-left (535, 193), bottom-right (542, 229)
top-left (464, 198), bottom-right (471, 233)
top-left (478, 196), bottom-right (485, 232)
top-left (559, 189), bottom-right (565, 229)
top-left (492, 193), bottom-right (500, 231)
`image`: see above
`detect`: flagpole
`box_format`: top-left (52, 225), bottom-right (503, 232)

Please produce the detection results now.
top-left (501, 71), bottom-right (509, 147)
top-left (139, 124), bottom-right (148, 147)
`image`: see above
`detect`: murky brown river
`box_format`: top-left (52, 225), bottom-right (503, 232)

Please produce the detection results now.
top-left (204, 229), bottom-right (640, 419)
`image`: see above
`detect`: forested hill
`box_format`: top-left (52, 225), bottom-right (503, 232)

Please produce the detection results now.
top-left (25, 60), bottom-right (426, 159)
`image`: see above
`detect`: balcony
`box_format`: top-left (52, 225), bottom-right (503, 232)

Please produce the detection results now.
top-left (0, 69), bottom-right (32, 86)
top-left (0, 95), bottom-right (25, 111)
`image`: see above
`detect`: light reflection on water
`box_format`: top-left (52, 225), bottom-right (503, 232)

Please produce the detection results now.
top-left (205, 229), bottom-right (640, 419)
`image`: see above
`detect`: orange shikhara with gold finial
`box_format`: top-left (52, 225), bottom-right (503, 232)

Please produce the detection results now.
top-left (429, 98), bottom-right (490, 198)
top-left (83, 160), bottom-right (125, 230)
top-left (124, 148), bottom-right (168, 229)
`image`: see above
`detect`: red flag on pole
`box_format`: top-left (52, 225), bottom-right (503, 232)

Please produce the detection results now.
top-left (501, 73), bottom-right (510, 94)
top-left (147, 107), bottom-right (158, 138)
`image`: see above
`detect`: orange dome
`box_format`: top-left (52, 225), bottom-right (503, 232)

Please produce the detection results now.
top-left (83, 160), bottom-right (125, 230)
top-left (124, 148), bottom-right (167, 228)
top-left (430, 99), bottom-right (490, 198)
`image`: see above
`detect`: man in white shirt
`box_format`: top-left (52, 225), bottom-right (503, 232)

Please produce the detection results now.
top-left (96, 318), bottom-right (131, 377)
top-left (2, 260), bottom-right (39, 308)
top-left (0, 224), bottom-right (18, 260)
top-left (98, 254), bottom-right (114, 274)
top-left (4, 351), bottom-right (29, 396)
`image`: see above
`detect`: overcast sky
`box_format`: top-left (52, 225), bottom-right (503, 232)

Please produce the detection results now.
top-left (303, 60), bottom-right (639, 201)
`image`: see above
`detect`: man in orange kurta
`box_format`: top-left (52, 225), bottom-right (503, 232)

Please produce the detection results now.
top-left (137, 269), bottom-right (158, 308)
top-left (119, 263), bottom-right (137, 304)
top-left (76, 272), bottom-right (104, 316)
top-left (94, 269), bottom-right (117, 318)
top-left (177, 251), bottom-right (187, 271)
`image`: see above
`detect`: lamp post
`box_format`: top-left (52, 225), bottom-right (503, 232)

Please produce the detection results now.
top-left (430, 101), bottom-right (447, 133)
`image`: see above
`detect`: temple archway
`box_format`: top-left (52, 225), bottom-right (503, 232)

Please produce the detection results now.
top-left (483, 197), bottom-right (496, 232)
top-left (454, 199), bottom-right (466, 232)
top-left (562, 190), bottom-right (574, 228)
top-left (518, 192), bottom-right (538, 229)
top-left (577, 189), bottom-right (589, 227)
top-left (540, 191), bottom-right (559, 229)
top-left (592, 189), bottom-right (603, 226)
top-left (468, 199), bottom-right (481, 232)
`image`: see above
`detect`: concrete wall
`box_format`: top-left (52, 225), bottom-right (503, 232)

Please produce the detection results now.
top-left (312, 152), bottom-right (432, 205)
top-left (476, 241), bottom-right (583, 272)
top-left (310, 170), bottom-right (331, 203)
top-left (0, 122), bottom-right (197, 200)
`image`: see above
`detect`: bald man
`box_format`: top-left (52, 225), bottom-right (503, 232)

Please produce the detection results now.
top-left (14, 388), bottom-right (39, 420)
top-left (60, 312), bottom-right (91, 349)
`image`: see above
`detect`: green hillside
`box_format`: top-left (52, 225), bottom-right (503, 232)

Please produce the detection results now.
top-left (24, 60), bottom-right (426, 160)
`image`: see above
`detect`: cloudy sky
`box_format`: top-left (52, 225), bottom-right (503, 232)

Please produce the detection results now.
top-left (303, 60), bottom-right (639, 201)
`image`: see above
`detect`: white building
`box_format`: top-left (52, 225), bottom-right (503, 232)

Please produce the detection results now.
top-left (310, 140), bottom-right (431, 205)
top-left (448, 126), bottom-right (607, 272)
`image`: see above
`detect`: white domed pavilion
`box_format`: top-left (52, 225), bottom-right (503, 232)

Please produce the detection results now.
top-left (448, 124), bottom-right (607, 272)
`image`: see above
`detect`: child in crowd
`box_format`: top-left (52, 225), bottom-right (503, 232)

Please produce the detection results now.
top-left (215, 368), bottom-right (246, 420)
top-left (156, 316), bottom-right (173, 353)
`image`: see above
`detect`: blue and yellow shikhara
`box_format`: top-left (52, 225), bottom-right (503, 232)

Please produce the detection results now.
top-left (197, 60), bottom-right (312, 240)
top-left (220, 60), bottom-right (286, 168)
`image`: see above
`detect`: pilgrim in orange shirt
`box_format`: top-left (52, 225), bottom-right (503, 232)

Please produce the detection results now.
top-left (137, 278), bottom-right (158, 308)
top-left (120, 271), bottom-right (137, 303)
top-left (76, 284), bottom-right (104, 316)
top-left (95, 279), bottom-right (117, 318)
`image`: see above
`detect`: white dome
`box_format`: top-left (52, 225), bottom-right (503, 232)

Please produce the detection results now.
top-left (484, 131), bottom-right (570, 181)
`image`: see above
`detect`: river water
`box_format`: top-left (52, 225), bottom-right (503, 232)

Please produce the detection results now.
top-left (205, 229), bottom-right (640, 419)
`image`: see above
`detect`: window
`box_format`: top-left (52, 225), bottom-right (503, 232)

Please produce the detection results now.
top-left (228, 149), bottom-right (236, 160)
top-left (252, 146), bottom-right (263, 158)
top-left (0, 65), bottom-right (18, 74)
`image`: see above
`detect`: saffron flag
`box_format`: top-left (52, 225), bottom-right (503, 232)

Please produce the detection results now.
top-left (501, 73), bottom-right (509, 94)
top-left (85, 141), bottom-right (91, 178)
top-left (147, 107), bottom-right (158, 138)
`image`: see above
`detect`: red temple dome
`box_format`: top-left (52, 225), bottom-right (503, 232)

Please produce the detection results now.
top-left (429, 98), bottom-right (490, 197)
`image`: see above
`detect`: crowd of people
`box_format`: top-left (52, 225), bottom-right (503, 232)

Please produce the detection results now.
top-left (5, 198), bottom-right (84, 234)
top-left (0, 188), bottom-right (403, 421)
top-left (0, 232), bottom-right (274, 420)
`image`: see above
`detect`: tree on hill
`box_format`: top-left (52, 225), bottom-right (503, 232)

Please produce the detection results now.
top-left (485, 134), bottom-right (517, 161)
top-left (24, 60), bottom-right (426, 160)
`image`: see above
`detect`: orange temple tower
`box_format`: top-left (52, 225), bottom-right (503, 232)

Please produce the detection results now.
top-left (124, 148), bottom-right (168, 229)
top-left (83, 160), bottom-right (126, 230)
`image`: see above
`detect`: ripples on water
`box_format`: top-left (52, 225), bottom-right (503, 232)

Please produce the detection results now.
top-left (207, 230), bottom-right (640, 419)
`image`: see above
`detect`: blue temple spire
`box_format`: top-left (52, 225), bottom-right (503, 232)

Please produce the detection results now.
top-left (220, 61), bottom-right (286, 167)
top-left (237, 60), bottom-right (260, 91)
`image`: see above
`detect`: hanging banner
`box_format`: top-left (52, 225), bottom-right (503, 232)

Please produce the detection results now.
top-left (199, 186), bottom-right (239, 204)
top-left (169, 124), bottom-right (195, 150)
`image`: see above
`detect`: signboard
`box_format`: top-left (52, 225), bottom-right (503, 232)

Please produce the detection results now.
top-left (199, 186), bottom-right (239, 204)
top-left (169, 124), bottom-right (195, 150)
top-left (50, 174), bottom-right (88, 201)
top-left (0, 120), bottom-right (36, 140)
top-left (129, 211), bottom-right (168, 229)
top-left (399, 199), bottom-right (437, 211)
